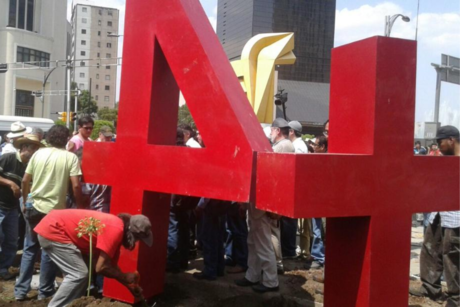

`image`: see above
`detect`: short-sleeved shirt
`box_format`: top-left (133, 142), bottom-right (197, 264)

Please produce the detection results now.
top-left (35, 209), bottom-right (124, 258)
top-left (272, 138), bottom-right (295, 153)
top-left (26, 147), bottom-right (81, 214)
top-left (292, 137), bottom-right (308, 154)
top-left (0, 152), bottom-right (26, 210)
top-left (67, 135), bottom-right (88, 153)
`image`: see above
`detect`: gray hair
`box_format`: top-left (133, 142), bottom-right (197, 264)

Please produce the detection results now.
top-left (30, 127), bottom-right (44, 137)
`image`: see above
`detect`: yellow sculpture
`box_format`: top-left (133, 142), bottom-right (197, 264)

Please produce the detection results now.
top-left (231, 33), bottom-right (296, 123)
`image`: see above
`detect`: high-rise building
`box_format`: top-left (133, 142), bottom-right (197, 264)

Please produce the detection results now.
top-left (217, 0), bottom-right (336, 126)
top-left (71, 2), bottom-right (119, 109)
top-left (217, 0), bottom-right (335, 83)
top-left (0, 0), bottom-right (68, 118)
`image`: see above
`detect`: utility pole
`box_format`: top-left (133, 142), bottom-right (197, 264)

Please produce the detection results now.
top-left (433, 67), bottom-right (442, 124)
top-left (74, 88), bottom-right (80, 133)
top-left (66, 57), bottom-right (72, 128)
top-left (40, 66), bottom-right (58, 117)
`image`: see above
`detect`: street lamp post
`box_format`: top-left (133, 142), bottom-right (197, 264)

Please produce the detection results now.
top-left (384, 14), bottom-right (410, 37)
top-left (40, 66), bottom-right (58, 117)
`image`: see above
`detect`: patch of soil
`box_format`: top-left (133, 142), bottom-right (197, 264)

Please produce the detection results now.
top-left (210, 294), bottom-right (301, 307)
top-left (68, 296), bottom-right (130, 307)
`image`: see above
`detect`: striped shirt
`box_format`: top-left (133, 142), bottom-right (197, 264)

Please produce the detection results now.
top-left (429, 211), bottom-right (460, 229)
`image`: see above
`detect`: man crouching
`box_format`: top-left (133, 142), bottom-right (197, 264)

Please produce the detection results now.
top-left (34, 209), bottom-right (153, 307)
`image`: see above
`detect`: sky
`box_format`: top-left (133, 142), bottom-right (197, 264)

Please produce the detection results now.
top-left (67, 0), bottom-right (460, 128)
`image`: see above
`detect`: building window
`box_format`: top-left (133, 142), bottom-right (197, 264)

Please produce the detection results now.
top-left (82, 7), bottom-right (87, 12)
top-left (81, 29), bottom-right (86, 34)
top-left (80, 72), bottom-right (85, 78)
top-left (105, 86), bottom-right (110, 90)
top-left (8, 0), bottom-right (35, 32)
top-left (15, 90), bottom-right (34, 117)
top-left (97, 53), bottom-right (100, 58)
top-left (82, 18), bottom-right (87, 24)
top-left (17, 46), bottom-right (50, 67)
top-left (79, 83), bottom-right (85, 89)
top-left (106, 53), bottom-right (111, 58)
top-left (98, 31), bottom-right (101, 36)
top-left (107, 21), bottom-right (112, 27)
top-left (98, 9), bottom-right (102, 15)
top-left (106, 65), bottom-right (110, 69)
top-left (107, 43), bottom-right (111, 48)
top-left (96, 84), bottom-right (99, 89)
top-left (104, 96), bottom-right (110, 102)
top-left (105, 75), bottom-right (110, 81)
top-left (108, 10), bottom-right (112, 16)
top-left (98, 20), bottom-right (101, 26)
top-left (96, 74), bottom-right (99, 79)
top-left (97, 42), bottom-right (101, 48)
top-left (80, 61), bottom-right (85, 66)
top-left (80, 51), bottom-right (86, 56)
top-left (81, 40), bottom-right (86, 45)
top-left (95, 95), bottom-right (99, 101)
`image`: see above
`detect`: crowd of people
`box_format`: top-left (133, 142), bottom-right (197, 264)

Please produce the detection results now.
top-left (0, 116), bottom-right (458, 306)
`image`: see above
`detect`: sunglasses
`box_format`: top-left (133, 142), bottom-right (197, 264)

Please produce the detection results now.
top-left (82, 126), bottom-right (94, 131)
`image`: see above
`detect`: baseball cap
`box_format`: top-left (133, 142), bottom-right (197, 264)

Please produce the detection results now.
top-left (99, 126), bottom-right (114, 137)
top-left (436, 125), bottom-right (459, 140)
top-left (271, 118), bottom-right (290, 128)
top-left (288, 121), bottom-right (302, 133)
top-left (130, 215), bottom-right (153, 247)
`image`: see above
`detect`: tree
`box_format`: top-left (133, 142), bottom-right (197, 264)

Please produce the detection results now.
top-left (178, 104), bottom-right (196, 129)
top-left (97, 107), bottom-right (118, 122)
top-left (77, 90), bottom-right (98, 115)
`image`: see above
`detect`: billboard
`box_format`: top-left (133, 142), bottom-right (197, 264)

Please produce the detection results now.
top-left (441, 54), bottom-right (460, 85)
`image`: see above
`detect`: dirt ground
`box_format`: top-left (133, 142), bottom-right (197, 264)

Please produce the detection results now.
top-left (0, 258), bottom-right (447, 306)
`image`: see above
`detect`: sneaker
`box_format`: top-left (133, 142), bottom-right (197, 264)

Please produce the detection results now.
top-left (251, 284), bottom-right (279, 293)
top-left (15, 296), bottom-right (26, 302)
top-left (192, 272), bottom-right (216, 281)
top-left (409, 285), bottom-right (444, 303)
top-left (235, 278), bottom-right (258, 287)
top-left (306, 261), bottom-right (323, 270)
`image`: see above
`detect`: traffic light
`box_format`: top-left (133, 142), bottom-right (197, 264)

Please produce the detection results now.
top-left (58, 112), bottom-right (67, 122)
top-left (71, 112), bottom-right (78, 122)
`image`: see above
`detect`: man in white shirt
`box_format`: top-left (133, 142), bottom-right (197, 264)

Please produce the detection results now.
top-left (179, 124), bottom-right (201, 148)
top-left (288, 121), bottom-right (308, 153)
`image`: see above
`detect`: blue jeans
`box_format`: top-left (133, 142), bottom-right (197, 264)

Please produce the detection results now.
top-left (280, 217), bottom-right (298, 258)
top-left (200, 200), bottom-right (227, 278)
top-left (311, 218), bottom-right (325, 264)
top-left (15, 207), bottom-right (57, 299)
top-left (0, 207), bottom-right (18, 276)
top-left (225, 203), bottom-right (248, 269)
top-left (167, 206), bottom-right (191, 270)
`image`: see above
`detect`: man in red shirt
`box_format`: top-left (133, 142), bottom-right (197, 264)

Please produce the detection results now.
top-left (34, 210), bottom-right (153, 307)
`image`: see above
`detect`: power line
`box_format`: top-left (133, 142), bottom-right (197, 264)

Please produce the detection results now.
top-left (0, 57), bottom-right (122, 71)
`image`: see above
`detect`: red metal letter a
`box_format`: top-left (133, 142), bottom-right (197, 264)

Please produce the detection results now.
top-left (82, 0), bottom-right (271, 303)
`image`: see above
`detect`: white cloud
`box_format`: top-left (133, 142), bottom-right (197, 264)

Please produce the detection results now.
top-left (424, 101), bottom-right (460, 129)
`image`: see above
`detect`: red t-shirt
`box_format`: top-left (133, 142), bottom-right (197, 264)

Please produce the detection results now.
top-left (35, 209), bottom-right (124, 258)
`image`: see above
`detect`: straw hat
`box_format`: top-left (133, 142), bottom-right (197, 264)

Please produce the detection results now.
top-left (13, 134), bottom-right (45, 149)
top-left (7, 122), bottom-right (27, 139)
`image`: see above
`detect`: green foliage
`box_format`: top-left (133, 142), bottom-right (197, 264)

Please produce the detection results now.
top-left (178, 104), bottom-right (196, 130)
top-left (97, 107), bottom-right (118, 122)
top-left (54, 120), bottom-right (74, 133)
top-left (91, 120), bottom-right (115, 140)
top-left (302, 134), bottom-right (315, 140)
top-left (78, 90), bottom-right (98, 115)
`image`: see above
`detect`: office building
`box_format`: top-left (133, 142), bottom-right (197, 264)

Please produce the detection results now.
top-left (0, 0), bottom-right (68, 118)
top-left (217, 0), bottom-right (336, 126)
top-left (71, 1), bottom-right (119, 109)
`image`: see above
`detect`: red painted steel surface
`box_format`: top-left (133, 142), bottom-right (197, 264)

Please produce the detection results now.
top-left (82, 0), bottom-right (271, 303)
top-left (256, 37), bottom-right (460, 306)
top-left (81, 0), bottom-right (460, 304)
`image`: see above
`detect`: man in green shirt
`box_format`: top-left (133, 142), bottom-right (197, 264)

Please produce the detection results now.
top-left (15, 125), bottom-right (84, 301)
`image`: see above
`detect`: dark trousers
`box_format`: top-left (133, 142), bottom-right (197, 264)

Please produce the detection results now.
top-left (225, 203), bottom-right (248, 269)
top-left (200, 200), bottom-right (227, 278)
top-left (167, 207), bottom-right (191, 270)
top-left (280, 217), bottom-right (298, 258)
top-left (420, 214), bottom-right (459, 306)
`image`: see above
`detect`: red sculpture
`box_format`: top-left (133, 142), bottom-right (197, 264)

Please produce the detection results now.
top-left (83, 0), bottom-right (270, 302)
top-left (256, 37), bottom-right (460, 306)
top-left (82, 0), bottom-right (460, 305)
